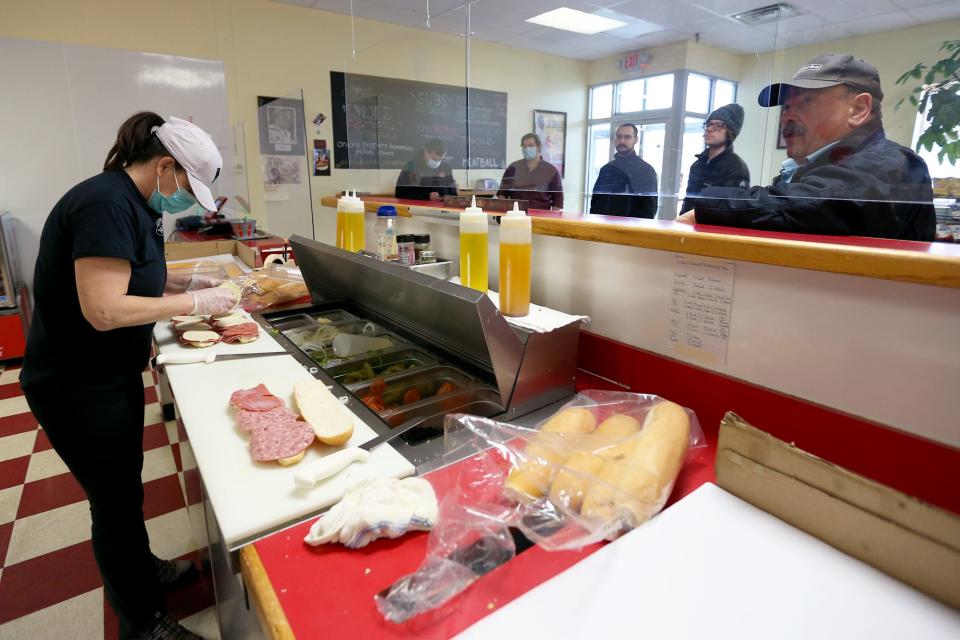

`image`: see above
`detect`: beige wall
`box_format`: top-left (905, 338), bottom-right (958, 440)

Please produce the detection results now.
top-left (2, 0), bottom-right (588, 239)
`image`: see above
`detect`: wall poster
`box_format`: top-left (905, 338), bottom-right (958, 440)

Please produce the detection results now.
top-left (258, 95), bottom-right (306, 156)
top-left (533, 109), bottom-right (567, 177)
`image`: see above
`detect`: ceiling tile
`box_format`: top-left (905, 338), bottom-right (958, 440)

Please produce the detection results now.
top-left (889, 0), bottom-right (945, 7)
top-left (837, 10), bottom-right (918, 36)
top-left (778, 22), bottom-right (853, 47)
top-left (906, 1), bottom-right (960, 22)
top-left (815, 0), bottom-right (900, 23)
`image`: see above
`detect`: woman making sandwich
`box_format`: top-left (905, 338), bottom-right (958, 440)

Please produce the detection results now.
top-left (21, 112), bottom-right (236, 640)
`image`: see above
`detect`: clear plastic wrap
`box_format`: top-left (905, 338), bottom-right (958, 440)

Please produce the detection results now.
top-left (375, 391), bottom-right (705, 623)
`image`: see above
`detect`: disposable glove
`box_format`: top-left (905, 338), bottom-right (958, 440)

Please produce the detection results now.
top-left (184, 274), bottom-right (224, 291)
top-left (304, 478), bottom-right (438, 548)
top-left (190, 285), bottom-right (239, 315)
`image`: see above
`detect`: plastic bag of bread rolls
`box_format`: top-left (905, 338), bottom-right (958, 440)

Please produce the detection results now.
top-left (442, 390), bottom-right (706, 550)
top-left (373, 393), bottom-right (704, 623)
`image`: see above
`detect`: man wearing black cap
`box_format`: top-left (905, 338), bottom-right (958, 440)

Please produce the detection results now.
top-left (678, 54), bottom-right (935, 241)
top-left (680, 104), bottom-right (750, 214)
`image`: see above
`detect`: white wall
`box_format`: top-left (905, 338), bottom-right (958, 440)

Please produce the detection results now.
top-left (0, 37), bottom-right (233, 296)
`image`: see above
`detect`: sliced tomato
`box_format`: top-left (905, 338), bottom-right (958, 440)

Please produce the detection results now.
top-left (402, 388), bottom-right (422, 405)
top-left (436, 382), bottom-right (457, 396)
top-left (369, 378), bottom-right (387, 396)
top-left (361, 395), bottom-right (385, 412)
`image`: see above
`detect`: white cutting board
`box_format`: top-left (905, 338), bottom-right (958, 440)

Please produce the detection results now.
top-left (457, 483), bottom-right (960, 639)
top-left (154, 317), bottom-right (415, 549)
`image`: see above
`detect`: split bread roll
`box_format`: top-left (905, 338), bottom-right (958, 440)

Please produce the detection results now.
top-left (277, 450), bottom-right (307, 466)
top-left (580, 400), bottom-right (691, 526)
top-left (180, 330), bottom-right (220, 348)
top-left (294, 378), bottom-right (355, 446)
top-left (504, 407), bottom-right (597, 501)
top-left (548, 414), bottom-right (641, 511)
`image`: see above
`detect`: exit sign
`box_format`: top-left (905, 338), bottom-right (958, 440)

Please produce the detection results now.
top-left (618, 50), bottom-right (652, 74)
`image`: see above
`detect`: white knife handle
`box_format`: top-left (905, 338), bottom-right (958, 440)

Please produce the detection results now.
top-left (155, 352), bottom-right (216, 366)
top-left (294, 447), bottom-right (370, 488)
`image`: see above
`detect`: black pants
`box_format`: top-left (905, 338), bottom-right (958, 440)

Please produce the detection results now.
top-left (24, 375), bottom-right (163, 638)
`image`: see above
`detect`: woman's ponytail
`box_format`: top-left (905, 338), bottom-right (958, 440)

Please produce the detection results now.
top-left (103, 111), bottom-right (170, 172)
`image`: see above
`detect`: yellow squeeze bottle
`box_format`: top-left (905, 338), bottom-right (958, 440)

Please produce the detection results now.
top-left (459, 196), bottom-right (489, 293)
top-left (499, 203), bottom-right (532, 317)
top-left (338, 190), bottom-right (365, 253)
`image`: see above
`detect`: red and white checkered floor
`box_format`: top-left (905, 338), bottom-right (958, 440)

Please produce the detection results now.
top-left (0, 365), bottom-right (221, 639)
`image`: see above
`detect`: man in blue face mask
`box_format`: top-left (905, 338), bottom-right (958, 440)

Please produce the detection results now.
top-left (497, 133), bottom-right (564, 211)
top-left (395, 138), bottom-right (458, 202)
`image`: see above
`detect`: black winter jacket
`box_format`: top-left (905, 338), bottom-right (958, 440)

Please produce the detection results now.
top-left (590, 152), bottom-right (659, 218)
top-left (693, 119), bottom-right (935, 241)
top-left (680, 145), bottom-right (750, 213)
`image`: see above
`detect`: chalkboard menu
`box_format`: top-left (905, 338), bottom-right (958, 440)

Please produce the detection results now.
top-left (331, 71), bottom-right (507, 170)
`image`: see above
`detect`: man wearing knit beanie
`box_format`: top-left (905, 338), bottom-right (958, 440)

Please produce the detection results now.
top-left (679, 103), bottom-right (750, 214)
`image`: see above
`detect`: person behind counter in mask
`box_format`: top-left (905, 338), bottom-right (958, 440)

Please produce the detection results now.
top-left (590, 123), bottom-right (659, 218)
top-left (21, 112), bottom-right (238, 640)
top-left (395, 138), bottom-right (458, 202)
top-left (679, 104), bottom-right (750, 214)
top-left (677, 54), bottom-right (935, 241)
top-left (497, 133), bottom-right (564, 210)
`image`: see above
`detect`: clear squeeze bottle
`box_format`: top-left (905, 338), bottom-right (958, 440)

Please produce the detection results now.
top-left (459, 196), bottom-right (489, 292)
top-left (373, 205), bottom-right (398, 260)
top-left (339, 190), bottom-right (365, 253)
top-left (499, 202), bottom-right (532, 317)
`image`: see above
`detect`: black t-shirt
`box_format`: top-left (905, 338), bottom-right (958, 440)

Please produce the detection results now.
top-left (21, 170), bottom-right (166, 391)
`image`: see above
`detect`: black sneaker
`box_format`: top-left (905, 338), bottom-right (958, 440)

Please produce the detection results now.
top-left (153, 555), bottom-right (199, 588)
top-left (131, 612), bottom-right (204, 640)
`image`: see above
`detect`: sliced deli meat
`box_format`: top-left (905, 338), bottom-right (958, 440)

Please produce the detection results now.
top-left (229, 384), bottom-right (284, 412)
top-left (236, 405), bottom-right (297, 433)
top-left (221, 323), bottom-right (260, 344)
top-left (249, 416), bottom-right (316, 462)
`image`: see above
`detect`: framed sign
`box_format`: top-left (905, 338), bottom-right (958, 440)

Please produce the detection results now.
top-left (258, 95), bottom-right (305, 156)
top-left (533, 109), bottom-right (567, 177)
top-left (776, 106), bottom-right (788, 149)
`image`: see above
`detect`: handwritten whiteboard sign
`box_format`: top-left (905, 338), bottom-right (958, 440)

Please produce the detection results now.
top-left (668, 256), bottom-right (735, 365)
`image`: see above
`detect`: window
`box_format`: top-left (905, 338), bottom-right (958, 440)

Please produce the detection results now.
top-left (590, 84), bottom-right (612, 119)
top-left (585, 71), bottom-right (737, 217)
top-left (714, 80), bottom-right (736, 108)
top-left (616, 73), bottom-right (674, 113)
top-left (686, 74), bottom-right (711, 113)
top-left (685, 74), bottom-right (738, 115)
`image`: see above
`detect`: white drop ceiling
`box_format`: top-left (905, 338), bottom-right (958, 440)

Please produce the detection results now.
top-left (274, 0), bottom-right (960, 60)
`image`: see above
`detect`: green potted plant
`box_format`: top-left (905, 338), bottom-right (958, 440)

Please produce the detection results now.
top-left (896, 39), bottom-right (960, 167)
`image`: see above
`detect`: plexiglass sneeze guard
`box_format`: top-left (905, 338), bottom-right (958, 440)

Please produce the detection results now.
top-left (320, 1), bottom-right (955, 237)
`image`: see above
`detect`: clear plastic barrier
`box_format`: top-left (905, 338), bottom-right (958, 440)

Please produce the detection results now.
top-left (311, 0), bottom-right (957, 242)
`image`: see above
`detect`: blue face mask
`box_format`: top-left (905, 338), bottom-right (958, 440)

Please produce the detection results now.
top-left (148, 171), bottom-right (197, 214)
top-left (522, 146), bottom-right (539, 161)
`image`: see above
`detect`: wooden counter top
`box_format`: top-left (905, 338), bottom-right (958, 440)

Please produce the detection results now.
top-left (320, 195), bottom-right (960, 289)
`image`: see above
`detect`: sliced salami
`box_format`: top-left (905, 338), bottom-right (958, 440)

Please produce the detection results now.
top-left (229, 384), bottom-right (284, 412)
top-left (221, 323), bottom-right (260, 344)
top-left (236, 405), bottom-right (297, 433)
top-left (249, 417), bottom-right (315, 462)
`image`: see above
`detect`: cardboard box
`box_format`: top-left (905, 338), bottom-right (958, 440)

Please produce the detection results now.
top-left (716, 412), bottom-right (960, 610)
top-left (164, 240), bottom-right (258, 269)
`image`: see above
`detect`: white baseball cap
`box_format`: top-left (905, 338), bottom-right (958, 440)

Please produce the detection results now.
top-left (152, 116), bottom-right (223, 211)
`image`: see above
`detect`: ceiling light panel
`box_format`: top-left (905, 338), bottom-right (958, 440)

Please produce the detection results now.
top-left (526, 7), bottom-right (628, 35)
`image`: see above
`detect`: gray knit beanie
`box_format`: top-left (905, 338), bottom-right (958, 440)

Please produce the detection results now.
top-left (707, 103), bottom-right (745, 140)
